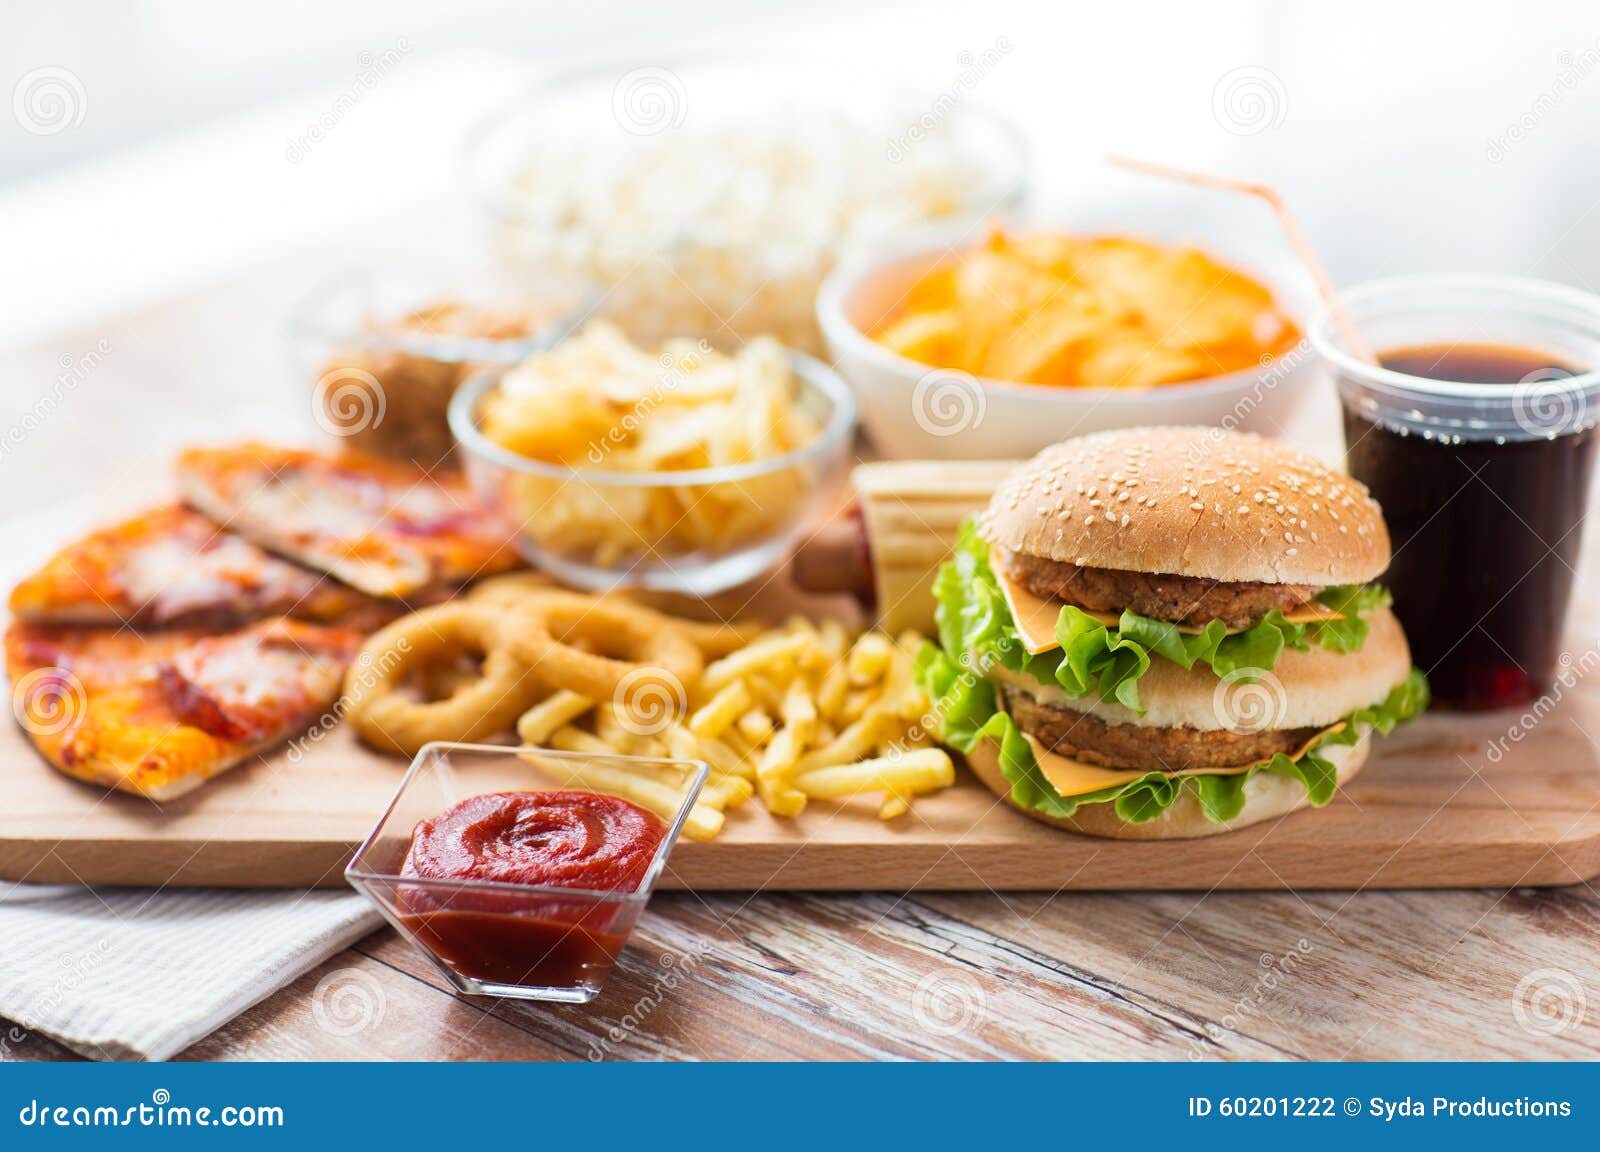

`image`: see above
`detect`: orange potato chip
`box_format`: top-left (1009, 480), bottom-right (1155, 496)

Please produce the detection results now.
top-left (872, 231), bottom-right (1300, 389)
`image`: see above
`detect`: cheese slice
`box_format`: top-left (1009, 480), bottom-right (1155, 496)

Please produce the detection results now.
top-left (1024, 724), bottom-right (1345, 799)
top-left (989, 547), bottom-right (1344, 656)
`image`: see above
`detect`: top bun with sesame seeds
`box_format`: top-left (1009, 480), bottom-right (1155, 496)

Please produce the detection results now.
top-left (977, 426), bottom-right (1390, 588)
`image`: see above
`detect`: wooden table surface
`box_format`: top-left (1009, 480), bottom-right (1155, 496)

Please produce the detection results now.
top-left (5, 885), bottom-right (1598, 1061)
top-left (4, 265), bottom-right (1599, 1064)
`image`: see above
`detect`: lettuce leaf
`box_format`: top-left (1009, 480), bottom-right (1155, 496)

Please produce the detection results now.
top-left (1311, 583), bottom-right (1394, 653)
top-left (916, 640), bottom-right (1429, 825)
top-left (934, 519), bottom-right (1390, 713)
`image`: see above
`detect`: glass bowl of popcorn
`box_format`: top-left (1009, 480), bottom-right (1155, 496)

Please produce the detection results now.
top-left (464, 54), bottom-right (1028, 356)
top-left (449, 323), bottom-right (857, 595)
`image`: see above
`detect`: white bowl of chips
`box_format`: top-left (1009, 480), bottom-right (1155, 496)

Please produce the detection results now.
top-left (817, 209), bottom-right (1320, 459)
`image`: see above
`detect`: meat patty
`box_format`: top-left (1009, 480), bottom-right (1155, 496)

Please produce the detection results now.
top-left (997, 548), bottom-right (1318, 630)
top-left (1000, 685), bottom-right (1319, 772)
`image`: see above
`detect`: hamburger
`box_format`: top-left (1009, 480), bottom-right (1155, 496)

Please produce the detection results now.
top-left (916, 426), bottom-right (1428, 839)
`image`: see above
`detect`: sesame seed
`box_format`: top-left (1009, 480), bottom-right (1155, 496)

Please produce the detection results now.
top-left (1190, 501), bottom-right (1204, 511)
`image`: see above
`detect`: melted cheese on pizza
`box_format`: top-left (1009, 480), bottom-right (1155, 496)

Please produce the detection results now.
top-left (8, 505), bottom-right (377, 627)
top-left (5, 617), bottom-right (358, 800)
top-left (176, 444), bottom-right (520, 597)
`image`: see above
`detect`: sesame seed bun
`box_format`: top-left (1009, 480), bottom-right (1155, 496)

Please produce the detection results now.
top-left (988, 606), bottom-right (1412, 733)
top-left (964, 729), bottom-right (1371, 840)
top-left (978, 426), bottom-right (1390, 586)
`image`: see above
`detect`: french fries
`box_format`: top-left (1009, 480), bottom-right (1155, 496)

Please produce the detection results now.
top-left (478, 325), bottom-right (822, 569)
top-left (517, 690), bottom-right (595, 745)
top-left (512, 618), bottom-right (954, 839)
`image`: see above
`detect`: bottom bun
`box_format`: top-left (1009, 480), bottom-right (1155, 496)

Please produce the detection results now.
top-left (964, 730), bottom-right (1371, 841)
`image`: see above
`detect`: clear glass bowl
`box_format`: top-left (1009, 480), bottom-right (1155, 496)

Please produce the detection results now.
top-left (448, 352), bottom-right (857, 595)
top-left (286, 270), bottom-right (595, 463)
top-left (463, 54), bottom-right (1028, 355)
top-left (346, 743), bottom-right (707, 1003)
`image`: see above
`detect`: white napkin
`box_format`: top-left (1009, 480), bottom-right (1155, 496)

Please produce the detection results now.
top-left (0, 883), bottom-right (379, 1061)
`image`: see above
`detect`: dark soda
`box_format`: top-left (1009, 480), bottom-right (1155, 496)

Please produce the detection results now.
top-left (1344, 343), bottom-right (1594, 709)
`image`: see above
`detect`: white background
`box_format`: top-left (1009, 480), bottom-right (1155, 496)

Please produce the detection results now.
top-left (5, 1), bottom-right (1600, 336)
top-left (2, 0), bottom-right (1599, 433)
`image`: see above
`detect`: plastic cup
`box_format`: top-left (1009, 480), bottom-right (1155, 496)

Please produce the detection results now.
top-left (1311, 275), bottom-right (1600, 710)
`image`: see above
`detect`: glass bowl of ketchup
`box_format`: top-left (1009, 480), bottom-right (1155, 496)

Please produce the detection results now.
top-left (1311, 276), bottom-right (1600, 710)
top-left (347, 743), bottom-right (708, 1003)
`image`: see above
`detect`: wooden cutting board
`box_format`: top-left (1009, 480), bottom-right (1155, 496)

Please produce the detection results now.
top-left (3, 293), bottom-right (1598, 892)
top-left (2, 697), bottom-right (1597, 890)
top-left (4, 455), bottom-right (1600, 892)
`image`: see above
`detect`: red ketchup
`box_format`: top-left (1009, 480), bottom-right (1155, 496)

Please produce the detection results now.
top-left (397, 791), bottom-right (666, 991)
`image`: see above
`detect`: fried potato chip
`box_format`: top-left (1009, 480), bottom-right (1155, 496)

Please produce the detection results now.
top-left (873, 231), bottom-right (1300, 389)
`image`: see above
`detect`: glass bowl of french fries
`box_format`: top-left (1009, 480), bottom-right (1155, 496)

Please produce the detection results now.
top-left (449, 324), bottom-right (857, 595)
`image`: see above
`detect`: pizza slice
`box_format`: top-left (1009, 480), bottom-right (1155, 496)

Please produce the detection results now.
top-left (8, 504), bottom-right (391, 629)
top-left (176, 443), bottom-right (521, 597)
top-left (7, 616), bottom-right (360, 800)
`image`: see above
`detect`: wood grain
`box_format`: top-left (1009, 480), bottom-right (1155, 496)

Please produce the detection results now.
top-left (3, 701), bottom-right (1598, 890)
top-left (6, 273), bottom-right (1600, 893)
top-left (5, 260), bottom-right (1600, 1062)
top-left (15, 885), bottom-right (1593, 1062)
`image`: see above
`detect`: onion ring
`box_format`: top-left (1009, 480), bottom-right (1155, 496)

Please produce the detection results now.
top-left (509, 592), bottom-right (704, 702)
top-left (466, 571), bottom-right (555, 612)
top-left (348, 602), bottom-right (545, 756)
